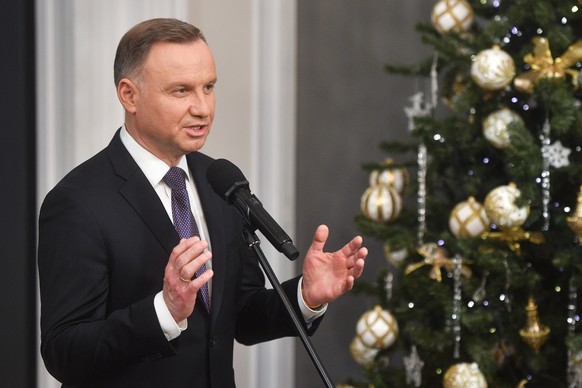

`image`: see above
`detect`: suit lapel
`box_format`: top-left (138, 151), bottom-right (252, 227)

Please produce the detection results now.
top-left (107, 130), bottom-right (179, 256)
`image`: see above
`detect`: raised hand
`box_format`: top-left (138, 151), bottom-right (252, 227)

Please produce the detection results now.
top-left (300, 225), bottom-right (367, 308)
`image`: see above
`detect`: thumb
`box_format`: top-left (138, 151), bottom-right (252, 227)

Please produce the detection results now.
top-left (309, 224), bottom-right (329, 253)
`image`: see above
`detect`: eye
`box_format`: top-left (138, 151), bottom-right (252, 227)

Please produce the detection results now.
top-left (173, 87), bottom-right (188, 96)
top-left (204, 83), bottom-right (215, 94)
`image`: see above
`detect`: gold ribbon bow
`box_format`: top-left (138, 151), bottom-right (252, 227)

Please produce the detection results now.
top-left (480, 227), bottom-right (544, 255)
top-left (514, 37), bottom-right (582, 93)
top-left (405, 243), bottom-right (472, 282)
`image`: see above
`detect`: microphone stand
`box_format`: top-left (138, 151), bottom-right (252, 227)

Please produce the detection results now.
top-left (242, 225), bottom-right (335, 388)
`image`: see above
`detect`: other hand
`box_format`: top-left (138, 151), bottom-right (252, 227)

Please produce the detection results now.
top-left (301, 225), bottom-right (367, 308)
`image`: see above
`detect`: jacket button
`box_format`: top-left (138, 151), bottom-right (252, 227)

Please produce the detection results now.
top-left (209, 338), bottom-right (216, 347)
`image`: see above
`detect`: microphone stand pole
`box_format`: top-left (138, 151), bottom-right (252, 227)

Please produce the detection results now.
top-left (242, 225), bottom-right (335, 388)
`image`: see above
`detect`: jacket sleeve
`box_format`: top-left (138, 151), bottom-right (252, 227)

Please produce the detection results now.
top-left (233, 239), bottom-right (324, 345)
top-left (38, 186), bottom-right (174, 384)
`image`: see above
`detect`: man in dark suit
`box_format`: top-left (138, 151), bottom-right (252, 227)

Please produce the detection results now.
top-left (38, 18), bottom-right (368, 387)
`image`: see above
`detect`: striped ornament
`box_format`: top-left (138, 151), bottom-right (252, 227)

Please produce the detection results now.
top-left (360, 185), bottom-right (403, 223)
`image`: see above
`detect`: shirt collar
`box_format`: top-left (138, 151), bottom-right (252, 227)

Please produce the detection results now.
top-left (119, 126), bottom-right (190, 187)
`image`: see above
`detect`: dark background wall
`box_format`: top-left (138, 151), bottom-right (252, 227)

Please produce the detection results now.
top-left (0, 0), bottom-right (37, 387)
top-left (295, 1), bottom-right (429, 386)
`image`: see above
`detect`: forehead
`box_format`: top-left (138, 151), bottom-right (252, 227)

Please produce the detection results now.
top-left (143, 40), bottom-right (216, 81)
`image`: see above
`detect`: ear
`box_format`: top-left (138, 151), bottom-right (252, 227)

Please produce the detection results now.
top-left (117, 78), bottom-right (139, 114)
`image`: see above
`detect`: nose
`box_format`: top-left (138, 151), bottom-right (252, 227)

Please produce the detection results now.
top-left (188, 92), bottom-right (212, 118)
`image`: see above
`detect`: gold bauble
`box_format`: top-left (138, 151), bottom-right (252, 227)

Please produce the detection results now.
top-left (356, 305), bottom-right (399, 349)
top-left (482, 108), bottom-right (524, 149)
top-left (449, 196), bottom-right (490, 237)
top-left (484, 183), bottom-right (530, 230)
top-left (431, 0), bottom-right (474, 34)
top-left (443, 362), bottom-right (488, 388)
top-left (519, 296), bottom-right (550, 352)
top-left (471, 46), bottom-right (516, 91)
top-left (360, 185), bottom-right (402, 223)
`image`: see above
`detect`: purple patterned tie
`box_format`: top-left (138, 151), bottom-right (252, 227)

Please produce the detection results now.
top-left (163, 167), bottom-right (210, 312)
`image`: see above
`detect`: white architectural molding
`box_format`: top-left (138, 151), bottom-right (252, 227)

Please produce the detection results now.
top-left (249, 1), bottom-right (298, 388)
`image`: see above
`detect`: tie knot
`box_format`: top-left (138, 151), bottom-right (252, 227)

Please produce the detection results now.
top-left (163, 167), bottom-right (187, 191)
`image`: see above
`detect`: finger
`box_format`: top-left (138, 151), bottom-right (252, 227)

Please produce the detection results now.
top-left (339, 235), bottom-right (363, 258)
top-left (188, 268), bottom-right (214, 290)
top-left (180, 249), bottom-right (212, 281)
top-left (309, 224), bottom-right (329, 252)
top-left (168, 237), bottom-right (200, 267)
top-left (174, 238), bottom-right (207, 271)
top-left (350, 258), bottom-right (366, 279)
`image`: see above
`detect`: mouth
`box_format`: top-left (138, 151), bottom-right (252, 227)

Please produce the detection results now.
top-left (184, 125), bottom-right (207, 136)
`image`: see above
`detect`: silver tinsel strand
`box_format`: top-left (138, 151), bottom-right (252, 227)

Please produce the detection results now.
top-left (452, 255), bottom-right (462, 359)
top-left (568, 276), bottom-right (581, 388)
top-left (416, 54), bottom-right (439, 246)
top-left (417, 145), bottom-right (427, 246)
top-left (503, 258), bottom-right (512, 312)
top-left (384, 271), bottom-right (393, 303)
top-left (540, 117), bottom-right (551, 231)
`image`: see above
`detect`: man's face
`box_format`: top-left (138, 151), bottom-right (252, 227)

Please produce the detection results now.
top-left (123, 40), bottom-right (217, 166)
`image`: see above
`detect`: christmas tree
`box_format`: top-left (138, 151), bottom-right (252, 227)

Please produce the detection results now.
top-left (349, 0), bottom-right (582, 387)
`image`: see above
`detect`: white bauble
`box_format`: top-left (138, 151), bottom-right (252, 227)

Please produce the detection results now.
top-left (471, 46), bottom-right (516, 91)
top-left (360, 185), bottom-right (403, 223)
top-left (482, 108), bottom-right (524, 149)
top-left (349, 336), bottom-right (379, 367)
top-left (443, 363), bottom-right (488, 388)
top-left (484, 183), bottom-right (530, 229)
top-left (384, 242), bottom-right (409, 268)
top-left (356, 306), bottom-right (399, 349)
top-left (431, 0), bottom-right (474, 34)
top-left (369, 164), bottom-right (409, 194)
top-left (449, 197), bottom-right (490, 237)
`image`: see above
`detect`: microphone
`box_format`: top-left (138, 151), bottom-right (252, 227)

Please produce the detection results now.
top-left (206, 159), bottom-right (300, 260)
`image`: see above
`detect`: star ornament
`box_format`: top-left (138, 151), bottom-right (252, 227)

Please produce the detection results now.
top-left (404, 92), bottom-right (432, 132)
top-left (547, 140), bottom-right (571, 168)
top-left (403, 345), bottom-right (424, 387)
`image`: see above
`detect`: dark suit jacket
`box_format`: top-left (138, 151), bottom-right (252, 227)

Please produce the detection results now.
top-left (38, 130), bottom-right (320, 387)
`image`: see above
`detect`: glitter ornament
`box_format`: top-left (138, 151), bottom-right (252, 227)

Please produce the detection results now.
top-left (431, 0), bottom-right (474, 34)
top-left (369, 160), bottom-right (409, 194)
top-left (356, 305), bottom-right (399, 349)
top-left (360, 185), bottom-right (403, 223)
top-left (449, 197), bottom-right (490, 237)
top-left (519, 296), bottom-right (550, 352)
top-left (484, 183), bottom-right (530, 230)
top-left (482, 108), bottom-right (524, 149)
top-left (471, 46), bottom-right (516, 91)
top-left (443, 363), bottom-right (488, 388)
top-left (349, 336), bottom-right (379, 367)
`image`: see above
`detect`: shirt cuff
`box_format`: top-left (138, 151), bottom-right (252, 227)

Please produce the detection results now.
top-left (154, 291), bottom-right (187, 341)
top-left (297, 277), bottom-right (327, 324)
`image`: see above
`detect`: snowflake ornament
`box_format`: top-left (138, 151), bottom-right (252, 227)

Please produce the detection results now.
top-left (404, 92), bottom-right (432, 131)
top-left (547, 140), bottom-right (571, 168)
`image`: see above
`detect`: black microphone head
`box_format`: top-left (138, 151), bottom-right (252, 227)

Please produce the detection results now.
top-left (207, 159), bottom-right (250, 203)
